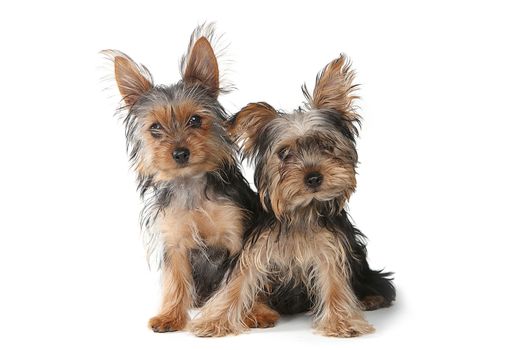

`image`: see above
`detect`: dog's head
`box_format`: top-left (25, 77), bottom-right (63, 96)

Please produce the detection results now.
top-left (230, 55), bottom-right (360, 219)
top-left (104, 25), bottom-right (234, 183)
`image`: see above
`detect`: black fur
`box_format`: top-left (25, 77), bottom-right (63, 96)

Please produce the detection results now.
top-left (234, 202), bottom-right (395, 314)
top-left (268, 279), bottom-right (312, 315)
top-left (336, 211), bottom-right (396, 307)
top-left (116, 67), bottom-right (261, 307)
top-left (188, 164), bottom-right (260, 305)
top-left (118, 78), bottom-right (261, 305)
top-left (148, 162), bottom-right (259, 305)
top-left (226, 56), bottom-right (394, 320)
top-left (191, 162), bottom-right (261, 304)
top-left (190, 246), bottom-right (229, 307)
top-left (204, 163), bottom-right (259, 217)
top-left (228, 105), bottom-right (395, 313)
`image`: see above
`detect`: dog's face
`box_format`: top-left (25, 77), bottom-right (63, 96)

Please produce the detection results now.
top-left (231, 56), bottom-right (360, 218)
top-left (105, 37), bottom-right (233, 181)
top-left (255, 108), bottom-right (358, 216)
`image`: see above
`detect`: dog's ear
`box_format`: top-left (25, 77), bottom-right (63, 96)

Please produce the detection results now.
top-left (229, 102), bottom-right (278, 158)
top-left (103, 51), bottom-right (153, 107)
top-left (182, 37), bottom-right (220, 97)
top-left (304, 54), bottom-right (359, 121)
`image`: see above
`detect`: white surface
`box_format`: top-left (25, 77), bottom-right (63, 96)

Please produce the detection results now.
top-left (1, 1), bottom-right (524, 349)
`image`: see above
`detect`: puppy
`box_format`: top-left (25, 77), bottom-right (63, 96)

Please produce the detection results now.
top-left (191, 55), bottom-right (395, 337)
top-left (103, 24), bottom-right (278, 332)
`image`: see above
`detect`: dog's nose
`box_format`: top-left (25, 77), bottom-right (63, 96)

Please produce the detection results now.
top-left (305, 172), bottom-right (323, 188)
top-left (173, 147), bottom-right (190, 164)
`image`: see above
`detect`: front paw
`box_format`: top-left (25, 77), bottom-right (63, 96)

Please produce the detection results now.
top-left (317, 317), bottom-right (375, 338)
top-left (191, 317), bottom-right (244, 337)
top-left (149, 312), bottom-right (188, 333)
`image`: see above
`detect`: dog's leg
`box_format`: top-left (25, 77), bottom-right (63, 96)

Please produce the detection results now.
top-left (149, 248), bottom-right (193, 332)
top-left (191, 256), bottom-right (267, 337)
top-left (310, 240), bottom-right (375, 337)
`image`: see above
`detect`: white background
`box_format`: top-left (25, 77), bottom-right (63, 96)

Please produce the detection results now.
top-left (1, 1), bottom-right (524, 349)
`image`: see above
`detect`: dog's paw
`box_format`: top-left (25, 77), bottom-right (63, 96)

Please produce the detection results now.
top-left (360, 295), bottom-right (391, 311)
top-left (317, 317), bottom-right (375, 338)
top-left (148, 313), bottom-right (187, 333)
top-left (191, 317), bottom-right (244, 337)
top-left (244, 303), bottom-right (280, 328)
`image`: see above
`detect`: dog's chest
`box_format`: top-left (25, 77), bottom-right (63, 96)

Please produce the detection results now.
top-left (265, 228), bottom-right (338, 267)
top-left (159, 194), bottom-right (244, 254)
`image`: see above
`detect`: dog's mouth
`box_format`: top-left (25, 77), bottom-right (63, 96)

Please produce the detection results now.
top-left (307, 186), bottom-right (349, 200)
top-left (155, 162), bottom-right (208, 181)
top-left (174, 162), bottom-right (190, 169)
top-left (281, 193), bottom-right (346, 217)
top-left (289, 191), bottom-right (339, 208)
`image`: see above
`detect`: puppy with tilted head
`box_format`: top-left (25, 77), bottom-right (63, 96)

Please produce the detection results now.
top-left (103, 24), bottom-right (279, 332)
top-left (191, 55), bottom-right (395, 337)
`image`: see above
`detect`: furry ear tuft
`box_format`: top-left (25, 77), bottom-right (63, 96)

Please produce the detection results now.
top-left (101, 50), bottom-right (153, 107)
top-left (229, 103), bottom-right (278, 159)
top-left (180, 23), bottom-right (233, 97)
top-left (182, 35), bottom-right (220, 97)
top-left (303, 54), bottom-right (359, 122)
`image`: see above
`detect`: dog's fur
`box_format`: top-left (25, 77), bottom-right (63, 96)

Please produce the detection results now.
top-left (191, 55), bottom-right (395, 337)
top-left (103, 24), bottom-right (279, 332)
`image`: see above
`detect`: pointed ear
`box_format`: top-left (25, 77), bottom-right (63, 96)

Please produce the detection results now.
top-left (305, 54), bottom-right (359, 120)
top-left (102, 50), bottom-right (153, 107)
top-left (182, 37), bottom-right (220, 97)
top-left (229, 102), bottom-right (278, 158)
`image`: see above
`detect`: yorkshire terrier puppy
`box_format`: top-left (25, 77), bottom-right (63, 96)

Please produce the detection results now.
top-left (191, 55), bottom-right (395, 337)
top-left (103, 25), bottom-right (278, 332)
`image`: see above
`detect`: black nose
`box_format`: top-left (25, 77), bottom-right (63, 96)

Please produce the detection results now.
top-left (305, 172), bottom-right (323, 188)
top-left (173, 147), bottom-right (190, 164)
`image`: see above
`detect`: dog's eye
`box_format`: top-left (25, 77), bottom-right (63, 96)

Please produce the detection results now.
top-left (188, 115), bottom-right (202, 128)
top-left (278, 147), bottom-right (291, 161)
top-left (149, 123), bottom-right (163, 137)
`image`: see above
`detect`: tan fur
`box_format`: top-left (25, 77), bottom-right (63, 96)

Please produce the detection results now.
top-left (229, 102), bottom-right (278, 156)
top-left (183, 37), bottom-right (220, 97)
top-left (114, 56), bottom-right (152, 106)
top-left (159, 199), bottom-right (246, 254)
top-left (147, 199), bottom-right (245, 329)
top-left (138, 103), bottom-right (234, 181)
top-left (149, 247), bottom-right (192, 332)
top-left (230, 103), bottom-right (358, 219)
top-left (192, 54), bottom-right (371, 338)
top-left (244, 302), bottom-right (280, 328)
top-left (150, 197), bottom-right (281, 331)
top-left (266, 148), bottom-right (355, 219)
top-left (311, 248), bottom-right (374, 337)
top-left (190, 262), bottom-right (263, 336)
top-left (307, 55), bottom-right (359, 121)
top-left (191, 227), bottom-right (373, 337)
top-left (107, 29), bottom-right (279, 334)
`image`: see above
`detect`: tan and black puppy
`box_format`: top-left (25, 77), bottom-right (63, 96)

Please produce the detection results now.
top-left (103, 24), bottom-right (278, 332)
top-left (191, 55), bottom-right (395, 337)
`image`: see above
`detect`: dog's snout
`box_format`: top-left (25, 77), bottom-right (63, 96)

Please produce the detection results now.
top-left (173, 147), bottom-right (190, 164)
top-left (305, 172), bottom-right (323, 188)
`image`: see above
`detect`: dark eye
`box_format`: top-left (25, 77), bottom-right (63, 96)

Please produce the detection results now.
top-left (278, 147), bottom-right (291, 161)
top-left (149, 123), bottom-right (163, 137)
top-left (188, 115), bottom-right (202, 128)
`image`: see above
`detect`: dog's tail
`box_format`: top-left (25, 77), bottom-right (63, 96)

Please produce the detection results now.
top-left (352, 263), bottom-right (396, 310)
top-left (339, 212), bottom-right (396, 310)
